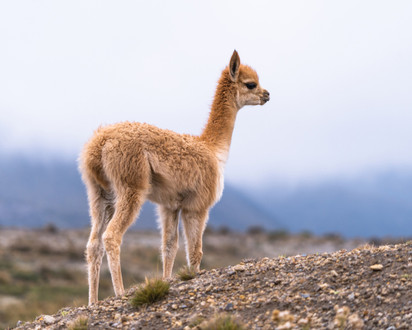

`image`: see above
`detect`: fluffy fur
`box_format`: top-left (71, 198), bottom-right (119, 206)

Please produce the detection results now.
top-left (79, 50), bottom-right (269, 305)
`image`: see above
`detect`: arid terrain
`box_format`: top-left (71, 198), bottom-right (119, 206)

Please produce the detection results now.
top-left (0, 227), bottom-right (409, 329)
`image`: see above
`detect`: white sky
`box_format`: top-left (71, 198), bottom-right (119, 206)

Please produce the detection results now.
top-left (1, 1), bottom-right (411, 185)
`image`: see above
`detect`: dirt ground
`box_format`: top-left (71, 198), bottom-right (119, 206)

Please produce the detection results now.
top-left (0, 227), bottom-right (409, 328)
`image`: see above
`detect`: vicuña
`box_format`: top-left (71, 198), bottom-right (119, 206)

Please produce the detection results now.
top-left (79, 50), bottom-right (270, 305)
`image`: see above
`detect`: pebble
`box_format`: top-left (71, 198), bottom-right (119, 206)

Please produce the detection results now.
top-left (370, 264), bottom-right (384, 271)
top-left (233, 264), bottom-right (246, 271)
top-left (224, 303), bottom-right (234, 311)
top-left (330, 270), bottom-right (339, 277)
top-left (42, 315), bottom-right (55, 325)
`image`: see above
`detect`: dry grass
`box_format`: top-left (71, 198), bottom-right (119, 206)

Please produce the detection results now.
top-left (67, 315), bottom-right (88, 330)
top-left (177, 266), bottom-right (197, 281)
top-left (200, 313), bottom-right (245, 330)
top-left (130, 277), bottom-right (170, 308)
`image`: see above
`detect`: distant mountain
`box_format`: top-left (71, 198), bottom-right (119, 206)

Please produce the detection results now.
top-left (2, 156), bottom-right (410, 238)
top-left (0, 156), bottom-right (279, 231)
top-left (249, 171), bottom-right (412, 238)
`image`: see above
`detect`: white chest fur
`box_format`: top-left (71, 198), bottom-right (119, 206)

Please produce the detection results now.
top-left (214, 148), bottom-right (228, 203)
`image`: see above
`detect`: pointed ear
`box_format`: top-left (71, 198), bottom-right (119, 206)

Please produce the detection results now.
top-left (229, 50), bottom-right (240, 82)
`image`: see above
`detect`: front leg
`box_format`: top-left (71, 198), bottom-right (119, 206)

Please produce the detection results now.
top-left (158, 206), bottom-right (180, 279)
top-left (181, 209), bottom-right (208, 272)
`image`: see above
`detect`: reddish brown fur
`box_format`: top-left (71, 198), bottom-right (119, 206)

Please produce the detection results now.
top-left (79, 51), bottom-right (269, 305)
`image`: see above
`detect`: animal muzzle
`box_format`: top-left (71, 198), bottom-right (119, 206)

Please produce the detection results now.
top-left (261, 90), bottom-right (270, 104)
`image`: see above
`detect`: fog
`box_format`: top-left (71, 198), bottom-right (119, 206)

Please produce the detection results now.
top-left (1, 1), bottom-right (412, 185)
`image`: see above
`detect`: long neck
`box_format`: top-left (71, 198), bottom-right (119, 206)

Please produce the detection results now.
top-left (200, 70), bottom-right (239, 155)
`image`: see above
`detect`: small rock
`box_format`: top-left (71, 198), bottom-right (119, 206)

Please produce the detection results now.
top-left (370, 264), bottom-right (384, 271)
top-left (42, 315), bottom-right (55, 325)
top-left (233, 264), bottom-right (246, 271)
top-left (16, 320), bottom-right (23, 327)
top-left (330, 270), bottom-right (339, 277)
top-left (297, 318), bottom-right (309, 326)
top-left (224, 302), bottom-right (234, 311)
top-left (277, 321), bottom-right (294, 330)
top-left (348, 293), bottom-right (355, 300)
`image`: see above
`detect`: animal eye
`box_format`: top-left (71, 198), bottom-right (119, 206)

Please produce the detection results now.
top-left (245, 82), bottom-right (257, 90)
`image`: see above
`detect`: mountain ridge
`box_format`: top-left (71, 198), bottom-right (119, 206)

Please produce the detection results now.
top-left (0, 156), bottom-right (279, 231)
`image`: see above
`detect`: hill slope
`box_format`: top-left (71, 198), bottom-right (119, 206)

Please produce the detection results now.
top-left (17, 242), bottom-right (412, 329)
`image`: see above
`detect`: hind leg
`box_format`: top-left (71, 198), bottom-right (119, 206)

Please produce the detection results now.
top-left (85, 180), bottom-right (115, 305)
top-left (181, 209), bottom-right (208, 272)
top-left (103, 188), bottom-right (144, 296)
top-left (158, 206), bottom-right (180, 279)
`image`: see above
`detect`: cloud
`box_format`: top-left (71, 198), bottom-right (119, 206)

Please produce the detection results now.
top-left (0, 1), bottom-right (411, 183)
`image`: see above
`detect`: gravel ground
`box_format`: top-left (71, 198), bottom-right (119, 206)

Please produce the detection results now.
top-left (16, 242), bottom-right (412, 329)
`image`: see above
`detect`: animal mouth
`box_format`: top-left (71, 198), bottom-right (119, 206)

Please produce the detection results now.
top-left (261, 96), bottom-right (270, 105)
top-left (260, 90), bottom-right (270, 104)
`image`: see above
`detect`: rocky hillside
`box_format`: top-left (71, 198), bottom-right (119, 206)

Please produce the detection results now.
top-left (16, 242), bottom-right (411, 329)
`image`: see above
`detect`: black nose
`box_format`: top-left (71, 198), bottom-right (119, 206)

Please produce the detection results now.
top-left (262, 90), bottom-right (270, 103)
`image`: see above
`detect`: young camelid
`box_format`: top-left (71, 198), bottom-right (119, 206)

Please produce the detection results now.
top-left (79, 50), bottom-right (269, 305)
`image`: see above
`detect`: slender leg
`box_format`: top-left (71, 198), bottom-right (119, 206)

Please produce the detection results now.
top-left (181, 209), bottom-right (208, 272)
top-left (85, 181), bottom-right (115, 305)
top-left (103, 188), bottom-right (143, 297)
top-left (158, 206), bottom-right (180, 279)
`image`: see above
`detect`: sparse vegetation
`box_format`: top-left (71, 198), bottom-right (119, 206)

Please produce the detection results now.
top-left (267, 229), bottom-right (289, 241)
top-left (177, 266), bottom-right (197, 281)
top-left (8, 241), bottom-right (412, 329)
top-left (187, 314), bottom-right (205, 328)
top-left (130, 277), bottom-right (170, 308)
top-left (3, 227), bottom-right (407, 328)
top-left (68, 315), bottom-right (88, 330)
top-left (200, 313), bottom-right (245, 330)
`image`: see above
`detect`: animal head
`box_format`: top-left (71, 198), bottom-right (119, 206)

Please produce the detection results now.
top-left (228, 50), bottom-right (270, 108)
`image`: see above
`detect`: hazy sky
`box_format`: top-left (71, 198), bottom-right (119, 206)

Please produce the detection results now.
top-left (1, 1), bottom-right (411, 185)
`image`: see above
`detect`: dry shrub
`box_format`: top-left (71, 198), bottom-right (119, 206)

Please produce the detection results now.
top-left (130, 277), bottom-right (170, 308)
top-left (177, 266), bottom-right (197, 281)
top-left (200, 313), bottom-right (245, 330)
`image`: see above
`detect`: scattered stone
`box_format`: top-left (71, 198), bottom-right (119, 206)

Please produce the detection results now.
top-left (224, 302), bottom-right (234, 311)
top-left (370, 264), bottom-right (384, 271)
top-left (233, 264), bottom-right (246, 272)
top-left (42, 315), bottom-right (55, 325)
top-left (13, 242), bottom-right (412, 330)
